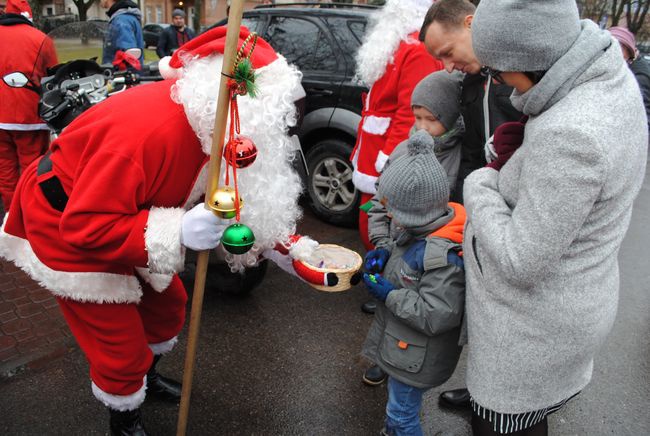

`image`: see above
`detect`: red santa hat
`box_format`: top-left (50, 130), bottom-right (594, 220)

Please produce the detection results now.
top-left (159, 26), bottom-right (278, 80)
top-left (6, 0), bottom-right (32, 19)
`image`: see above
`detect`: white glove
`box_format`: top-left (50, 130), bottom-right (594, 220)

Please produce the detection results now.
top-left (484, 134), bottom-right (498, 163)
top-left (180, 203), bottom-right (229, 251)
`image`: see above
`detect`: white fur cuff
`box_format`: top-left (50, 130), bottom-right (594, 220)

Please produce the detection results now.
top-left (149, 336), bottom-right (178, 355)
top-left (92, 377), bottom-right (147, 411)
top-left (375, 151), bottom-right (389, 173)
top-left (145, 207), bottom-right (186, 275)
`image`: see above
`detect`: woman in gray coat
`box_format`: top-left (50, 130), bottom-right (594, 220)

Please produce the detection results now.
top-left (462, 1), bottom-right (648, 435)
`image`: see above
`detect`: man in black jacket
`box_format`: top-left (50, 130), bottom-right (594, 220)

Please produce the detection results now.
top-left (419, 0), bottom-right (522, 204)
top-left (156, 9), bottom-right (195, 58)
top-left (416, 0), bottom-right (522, 407)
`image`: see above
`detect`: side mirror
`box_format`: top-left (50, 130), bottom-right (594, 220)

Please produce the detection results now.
top-left (125, 48), bottom-right (142, 59)
top-left (3, 71), bottom-right (30, 88)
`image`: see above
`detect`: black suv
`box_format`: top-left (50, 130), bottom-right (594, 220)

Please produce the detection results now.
top-left (214, 2), bottom-right (376, 227)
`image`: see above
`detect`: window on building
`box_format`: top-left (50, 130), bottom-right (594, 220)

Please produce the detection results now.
top-left (156, 6), bottom-right (162, 23)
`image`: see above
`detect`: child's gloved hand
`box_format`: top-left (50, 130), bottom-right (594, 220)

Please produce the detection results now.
top-left (486, 118), bottom-right (527, 171)
top-left (364, 248), bottom-right (390, 273)
top-left (363, 273), bottom-right (395, 302)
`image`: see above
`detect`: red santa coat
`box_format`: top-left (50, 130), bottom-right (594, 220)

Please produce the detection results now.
top-left (351, 34), bottom-right (443, 194)
top-left (0, 16), bottom-right (58, 129)
top-left (1, 80), bottom-right (209, 304)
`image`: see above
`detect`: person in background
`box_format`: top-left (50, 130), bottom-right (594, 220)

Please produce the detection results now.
top-left (0, 0), bottom-right (58, 210)
top-left (361, 131), bottom-right (466, 436)
top-left (464, 1), bottom-right (647, 434)
top-left (101, 0), bottom-right (145, 67)
top-left (419, 0), bottom-right (522, 204)
top-left (417, 0), bottom-right (522, 410)
top-left (609, 25), bottom-right (650, 127)
top-left (0, 1), bottom-right (6, 14)
top-left (156, 9), bottom-right (195, 59)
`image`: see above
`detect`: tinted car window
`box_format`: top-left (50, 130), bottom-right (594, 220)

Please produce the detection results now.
top-left (242, 16), bottom-right (264, 34)
top-left (347, 21), bottom-right (366, 44)
top-left (264, 17), bottom-right (337, 72)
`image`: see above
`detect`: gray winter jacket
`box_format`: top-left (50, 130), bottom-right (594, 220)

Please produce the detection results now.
top-left (362, 206), bottom-right (465, 389)
top-left (463, 21), bottom-right (648, 414)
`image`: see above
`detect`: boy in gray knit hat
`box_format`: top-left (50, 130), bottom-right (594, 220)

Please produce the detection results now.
top-left (360, 130), bottom-right (466, 435)
top-left (410, 70), bottom-right (464, 193)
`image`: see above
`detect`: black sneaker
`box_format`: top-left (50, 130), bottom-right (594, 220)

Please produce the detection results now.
top-left (362, 365), bottom-right (387, 386)
top-left (361, 300), bottom-right (377, 314)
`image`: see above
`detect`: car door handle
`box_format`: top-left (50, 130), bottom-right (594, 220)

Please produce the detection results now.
top-left (307, 88), bottom-right (334, 96)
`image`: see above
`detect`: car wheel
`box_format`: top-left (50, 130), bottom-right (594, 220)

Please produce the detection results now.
top-left (305, 138), bottom-right (360, 227)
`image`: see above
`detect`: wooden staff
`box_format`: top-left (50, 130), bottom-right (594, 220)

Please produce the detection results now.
top-left (176, 1), bottom-right (246, 434)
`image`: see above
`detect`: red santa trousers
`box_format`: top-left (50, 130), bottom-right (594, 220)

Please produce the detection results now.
top-left (0, 129), bottom-right (49, 209)
top-left (56, 275), bottom-right (187, 408)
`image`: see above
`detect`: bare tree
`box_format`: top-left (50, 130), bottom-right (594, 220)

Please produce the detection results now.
top-left (626, 0), bottom-right (650, 33)
top-left (72, 0), bottom-right (98, 22)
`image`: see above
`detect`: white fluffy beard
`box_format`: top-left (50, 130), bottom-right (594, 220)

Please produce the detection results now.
top-left (171, 54), bottom-right (305, 271)
top-left (355, 0), bottom-right (434, 87)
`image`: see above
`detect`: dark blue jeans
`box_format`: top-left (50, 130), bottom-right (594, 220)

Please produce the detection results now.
top-left (385, 376), bottom-right (429, 436)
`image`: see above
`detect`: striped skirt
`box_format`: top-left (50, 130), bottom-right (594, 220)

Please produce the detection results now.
top-left (470, 392), bottom-right (580, 434)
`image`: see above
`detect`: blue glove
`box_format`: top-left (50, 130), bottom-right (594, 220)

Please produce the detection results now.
top-left (364, 248), bottom-right (390, 273)
top-left (363, 273), bottom-right (395, 302)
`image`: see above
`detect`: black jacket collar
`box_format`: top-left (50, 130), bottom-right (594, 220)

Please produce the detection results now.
top-left (0, 13), bottom-right (34, 27)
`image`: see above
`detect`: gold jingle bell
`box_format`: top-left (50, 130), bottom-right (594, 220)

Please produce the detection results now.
top-left (208, 186), bottom-right (244, 219)
top-left (223, 135), bottom-right (258, 169)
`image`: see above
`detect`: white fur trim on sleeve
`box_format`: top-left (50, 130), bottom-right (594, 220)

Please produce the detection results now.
top-left (92, 377), bottom-right (146, 411)
top-left (375, 151), bottom-right (389, 173)
top-left (288, 236), bottom-right (318, 261)
top-left (149, 336), bottom-right (178, 355)
top-left (145, 207), bottom-right (186, 275)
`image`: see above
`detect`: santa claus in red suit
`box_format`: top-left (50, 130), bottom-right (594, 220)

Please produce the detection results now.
top-left (0, 0), bottom-right (58, 209)
top-left (0, 26), bottom-right (335, 435)
top-left (351, 0), bottom-right (443, 250)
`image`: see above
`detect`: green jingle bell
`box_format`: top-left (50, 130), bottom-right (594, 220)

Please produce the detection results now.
top-left (220, 223), bottom-right (255, 254)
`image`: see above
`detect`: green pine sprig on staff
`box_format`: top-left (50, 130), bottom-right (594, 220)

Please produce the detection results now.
top-left (233, 58), bottom-right (258, 98)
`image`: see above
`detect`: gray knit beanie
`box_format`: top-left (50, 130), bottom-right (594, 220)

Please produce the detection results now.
top-left (472, 0), bottom-right (581, 72)
top-left (411, 71), bottom-right (463, 131)
top-left (378, 130), bottom-right (449, 228)
top-left (172, 9), bottom-right (186, 18)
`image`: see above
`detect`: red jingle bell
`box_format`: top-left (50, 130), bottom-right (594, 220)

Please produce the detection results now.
top-left (224, 136), bottom-right (258, 169)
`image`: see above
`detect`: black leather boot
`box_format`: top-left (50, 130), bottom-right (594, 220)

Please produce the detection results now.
top-left (109, 408), bottom-right (149, 436)
top-left (438, 387), bottom-right (471, 410)
top-left (147, 355), bottom-right (182, 403)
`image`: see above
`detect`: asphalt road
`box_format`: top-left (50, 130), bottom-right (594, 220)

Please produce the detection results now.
top-left (2, 162), bottom-right (650, 435)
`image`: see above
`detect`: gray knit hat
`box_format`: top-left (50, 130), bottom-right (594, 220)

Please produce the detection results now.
top-left (172, 9), bottom-right (186, 18)
top-left (411, 71), bottom-right (463, 131)
top-left (378, 130), bottom-right (449, 228)
top-left (472, 0), bottom-right (581, 72)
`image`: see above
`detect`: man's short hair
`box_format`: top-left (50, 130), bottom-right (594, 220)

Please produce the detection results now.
top-left (419, 0), bottom-right (476, 41)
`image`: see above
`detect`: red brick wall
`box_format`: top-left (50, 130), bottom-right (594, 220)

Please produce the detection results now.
top-left (0, 259), bottom-right (74, 376)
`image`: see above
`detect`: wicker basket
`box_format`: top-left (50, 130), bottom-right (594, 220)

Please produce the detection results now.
top-left (298, 244), bottom-right (362, 292)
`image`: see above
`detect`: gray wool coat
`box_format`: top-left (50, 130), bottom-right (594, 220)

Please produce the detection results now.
top-left (463, 21), bottom-right (648, 414)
